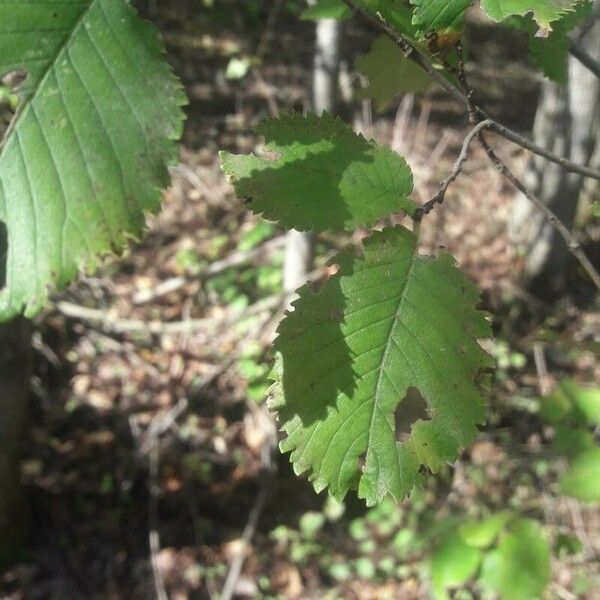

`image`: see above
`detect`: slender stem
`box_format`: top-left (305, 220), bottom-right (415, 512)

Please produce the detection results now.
top-left (343, 0), bottom-right (600, 289)
top-left (487, 120), bottom-right (600, 180)
top-left (340, 0), bottom-right (600, 182)
top-left (481, 139), bottom-right (600, 291)
top-left (412, 217), bottom-right (421, 239)
top-left (456, 44), bottom-right (600, 292)
top-left (414, 119), bottom-right (493, 220)
top-left (339, 0), bottom-right (467, 106)
top-left (569, 41), bottom-right (600, 80)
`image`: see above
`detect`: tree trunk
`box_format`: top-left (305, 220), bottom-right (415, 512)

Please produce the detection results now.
top-left (312, 18), bottom-right (341, 119)
top-left (284, 17), bottom-right (341, 294)
top-left (0, 318), bottom-right (31, 566)
top-left (509, 8), bottom-right (600, 296)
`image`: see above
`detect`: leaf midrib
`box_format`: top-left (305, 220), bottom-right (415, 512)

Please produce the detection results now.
top-left (365, 246), bottom-right (418, 485)
top-left (0, 0), bottom-right (94, 157)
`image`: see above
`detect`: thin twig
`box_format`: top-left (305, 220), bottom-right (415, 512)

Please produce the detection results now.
top-left (340, 0), bottom-right (466, 105)
top-left (140, 398), bottom-right (189, 456)
top-left (132, 276), bottom-right (187, 306)
top-left (414, 119), bottom-right (493, 220)
top-left (149, 444), bottom-right (169, 600)
top-left (340, 0), bottom-right (600, 182)
top-left (138, 397), bottom-right (192, 600)
top-left (219, 487), bottom-right (267, 600)
top-left (569, 40), bottom-right (600, 80)
top-left (552, 583), bottom-right (578, 600)
top-left (390, 94), bottom-right (414, 156)
top-left (56, 293), bottom-right (290, 336)
top-left (481, 133), bottom-right (600, 291)
top-left (414, 91), bottom-right (432, 155)
top-left (533, 342), bottom-right (551, 396)
top-left (558, 458), bottom-right (593, 558)
top-left (220, 406), bottom-right (277, 600)
top-left (132, 236), bottom-right (286, 305)
top-left (58, 264), bottom-right (329, 336)
top-left (255, 0), bottom-right (284, 61)
top-left (190, 306), bottom-right (277, 396)
top-left (487, 120), bottom-right (600, 181)
top-left (454, 45), bottom-right (600, 292)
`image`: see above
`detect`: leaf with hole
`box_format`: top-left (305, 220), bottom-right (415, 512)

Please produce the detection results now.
top-left (269, 226), bottom-right (492, 505)
top-left (220, 113), bottom-right (416, 231)
top-left (0, 0), bottom-right (186, 320)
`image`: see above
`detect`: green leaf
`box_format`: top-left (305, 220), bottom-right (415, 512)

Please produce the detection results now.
top-left (301, 0), bottom-right (353, 20)
top-left (559, 447), bottom-right (600, 502)
top-left (520, 1), bottom-right (592, 83)
top-left (481, 0), bottom-right (582, 31)
top-left (568, 382), bottom-right (600, 425)
top-left (554, 532), bottom-right (583, 557)
top-left (299, 511), bottom-right (326, 537)
top-left (529, 26), bottom-right (571, 82)
top-left (480, 518), bottom-right (550, 600)
top-left (0, 0), bottom-right (186, 320)
top-left (269, 226), bottom-right (492, 505)
top-left (539, 384), bottom-right (572, 423)
top-left (592, 201), bottom-right (600, 218)
top-left (354, 556), bottom-right (377, 579)
top-left (356, 36), bottom-right (431, 111)
top-left (410, 0), bottom-right (471, 37)
top-left (458, 511), bottom-right (511, 548)
top-left (360, 0), bottom-right (423, 39)
top-left (328, 561), bottom-right (352, 581)
top-left (0, 85), bottom-right (18, 112)
top-left (430, 536), bottom-right (482, 599)
top-left (554, 425), bottom-right (596, 457)
top-left (540, 379), bottom-right (600, 426)
top-left (220, 113), bottom-right (416, 231)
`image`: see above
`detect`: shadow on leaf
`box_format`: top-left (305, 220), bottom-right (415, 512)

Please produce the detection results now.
top-left (275, 262), bottom-right (355, 425)
top-left (221, 112), bottom-right (414, 232)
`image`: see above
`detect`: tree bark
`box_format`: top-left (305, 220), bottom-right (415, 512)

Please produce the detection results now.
top-left (509, 8), bottom-right (600, 297)
top-left (284, 17), bottom-right (341, 294)
top-left (0, 318), bottom-right (31, 566)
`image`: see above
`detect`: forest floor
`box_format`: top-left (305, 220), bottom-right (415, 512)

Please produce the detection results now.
top-left (1, 1), bottom-right (599, 599)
